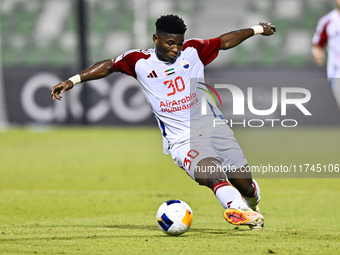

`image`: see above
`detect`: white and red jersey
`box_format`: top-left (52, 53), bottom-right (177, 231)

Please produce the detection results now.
top-left (312, 9), bottom-right (340, 78)
top-left (112, 37), bottom-right (224, 153)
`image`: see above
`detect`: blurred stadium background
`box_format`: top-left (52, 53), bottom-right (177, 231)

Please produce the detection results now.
top-left (0, 0), bottom-right (339, 126)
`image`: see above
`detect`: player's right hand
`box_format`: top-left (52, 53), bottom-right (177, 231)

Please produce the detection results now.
top-left (51, 80), bottom-right (74, 101)
top-left (311, 46), bottom-right (325, 66)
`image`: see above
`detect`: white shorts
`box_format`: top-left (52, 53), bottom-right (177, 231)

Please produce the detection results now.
top-left (169, 123), bottom-right (247, 180)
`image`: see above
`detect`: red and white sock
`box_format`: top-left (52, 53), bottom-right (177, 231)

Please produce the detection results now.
top-left (242, 179), bottom-right (261, 210)
top-left (213, 181), bottom-right (249, 210)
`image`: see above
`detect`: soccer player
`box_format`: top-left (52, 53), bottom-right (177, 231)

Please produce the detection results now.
top-left (312, 0), bottom-right (340, 109)
top-left (51, 15), bottom-right (276, 230)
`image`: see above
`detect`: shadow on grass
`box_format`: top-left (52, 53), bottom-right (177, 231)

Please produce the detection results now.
top-left (102, 224), bottom-right (251, 234)
top-left (42, 223), bottom-right (251, 233)
top-left (0, 224), bottom-right (253, 242)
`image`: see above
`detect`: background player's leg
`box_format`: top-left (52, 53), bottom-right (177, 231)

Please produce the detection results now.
top-left (330, 78), bottom-right (340, 110)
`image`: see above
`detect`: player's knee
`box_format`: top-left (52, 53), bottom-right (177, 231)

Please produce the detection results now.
top-left (194, 157), bottom-right (226, 189)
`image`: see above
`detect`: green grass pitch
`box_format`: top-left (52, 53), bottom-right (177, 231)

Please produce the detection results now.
top-left (0, 127), bottom-right (339, 254)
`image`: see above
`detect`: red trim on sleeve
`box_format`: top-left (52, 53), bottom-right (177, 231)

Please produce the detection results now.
top-left (317, 20), bottom-right (331, 48)
top-left (112, 49), bottom-right (151, 79)
top-left (182, 37), bottom-right (221, 66)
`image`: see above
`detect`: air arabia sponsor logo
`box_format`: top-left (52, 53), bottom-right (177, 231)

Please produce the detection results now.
top-left (160, 93), bottom-right (198, 113)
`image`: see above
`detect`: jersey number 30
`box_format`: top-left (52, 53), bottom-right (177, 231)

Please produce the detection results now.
top-left (164, 76), bottom-right (185, 96)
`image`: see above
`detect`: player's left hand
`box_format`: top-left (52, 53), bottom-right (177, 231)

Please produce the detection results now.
top-left (259, 22), bottom-right (276, 36)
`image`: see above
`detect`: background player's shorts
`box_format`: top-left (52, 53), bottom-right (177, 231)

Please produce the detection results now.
top-left (170, 123), bottom-right (247, 180)
top-left (330, 77), bottom-right (340, 109)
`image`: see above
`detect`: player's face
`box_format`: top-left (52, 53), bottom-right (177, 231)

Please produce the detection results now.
top-left (153, 33), bottom-right (184, 64)
top-left (336, 0), bottom-right (340, 9)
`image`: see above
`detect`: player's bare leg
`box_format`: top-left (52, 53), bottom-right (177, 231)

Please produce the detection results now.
top-left (195, 158), bottom-right (263, 230)
top-left (194, 157), bottom-right (226, 188)
top-left (226, 164), bottom-right (261, 211)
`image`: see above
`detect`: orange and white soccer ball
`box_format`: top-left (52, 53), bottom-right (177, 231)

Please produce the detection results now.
top-left (156, 199), bottom-right (193, 236)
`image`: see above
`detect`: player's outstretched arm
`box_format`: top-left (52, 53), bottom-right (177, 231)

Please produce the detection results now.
top-left (219, 22), bottom-right (276, 50)
top-left (51, 59), bottom-right (115, 101)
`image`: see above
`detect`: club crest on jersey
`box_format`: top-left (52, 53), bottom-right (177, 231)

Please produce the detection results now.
top-left (164, 68), bottom-right (175, 76)
top-left (181, 60), bottom-right (190, 71)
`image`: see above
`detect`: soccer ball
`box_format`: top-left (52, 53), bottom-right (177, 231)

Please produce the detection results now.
top-left (156, 199), bottom-right (193, 236)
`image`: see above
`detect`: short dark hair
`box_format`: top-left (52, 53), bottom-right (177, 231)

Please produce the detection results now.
top-left (155, 14), bottom-right (187, 34)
